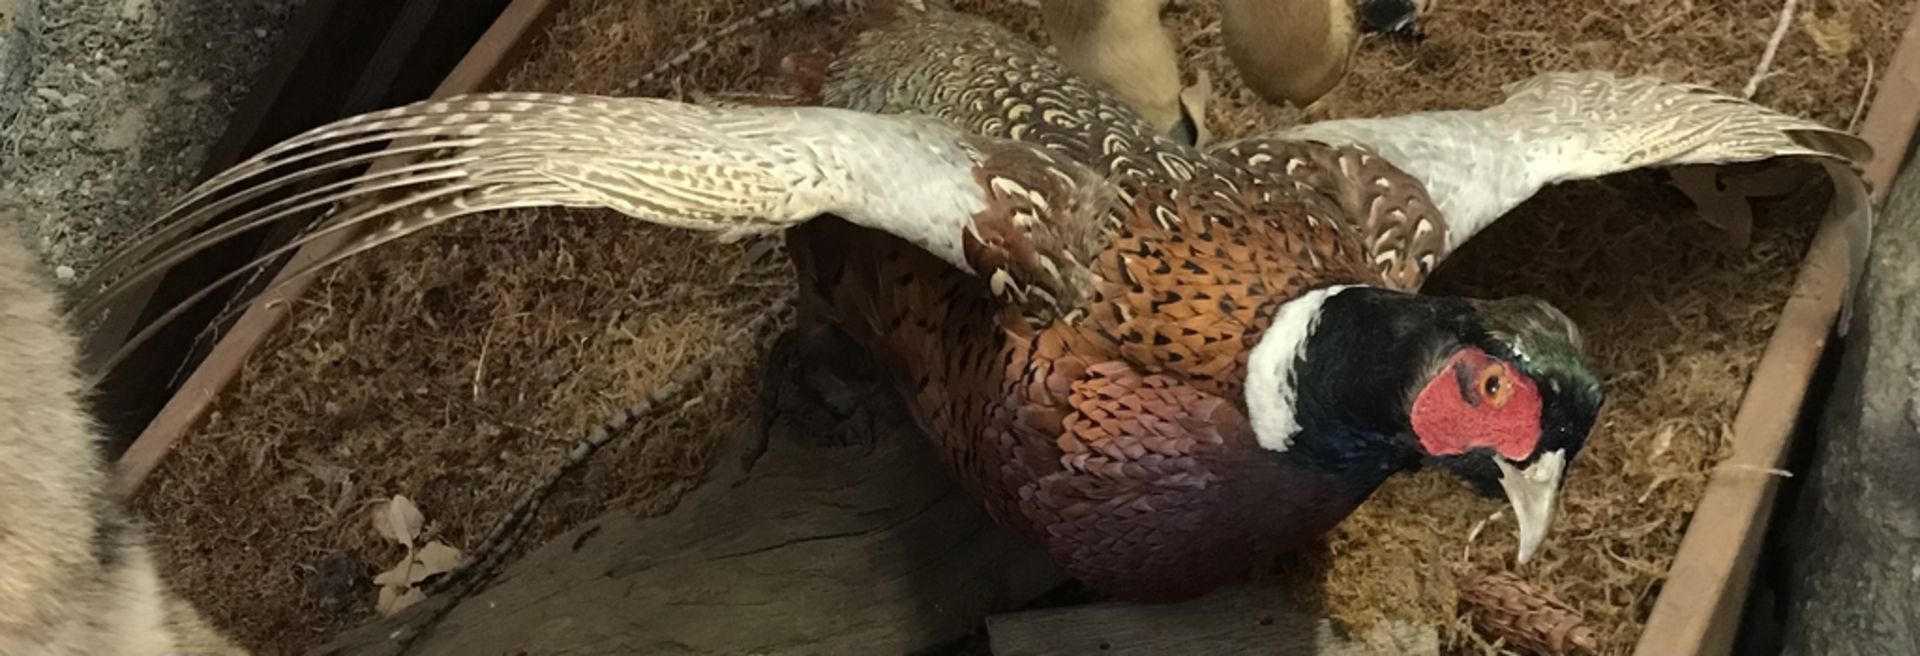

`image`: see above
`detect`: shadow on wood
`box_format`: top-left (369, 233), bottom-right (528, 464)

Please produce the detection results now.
top-left (308, 323), bottom-right (1067, 656)
top-left (307, 317), bottom-right (1442, 655)
top-left (987, 585), bottom-right (1438, 656)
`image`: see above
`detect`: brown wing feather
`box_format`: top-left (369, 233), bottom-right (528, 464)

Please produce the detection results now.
top-left (1216, 139), bottom-right (1449, 291)
top-left (783, 169), bottom-right (1374, 598)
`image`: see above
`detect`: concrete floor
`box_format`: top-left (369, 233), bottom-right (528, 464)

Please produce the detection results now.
top-left (0, 0), bottom-right (307, 282)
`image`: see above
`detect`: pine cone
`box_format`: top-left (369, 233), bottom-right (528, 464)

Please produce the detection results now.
top-left (1458, 571), bottom-right (1599, 655)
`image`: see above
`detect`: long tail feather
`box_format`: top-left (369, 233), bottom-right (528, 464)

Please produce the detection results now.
top-left (81, 95), bottom-right (577, 289)
top-left (94, 188), bottom-right (552, 375)
top-left (73, 91), bottom-right (1109, 369)
top-left (77, 155), bottom-right (475, 307)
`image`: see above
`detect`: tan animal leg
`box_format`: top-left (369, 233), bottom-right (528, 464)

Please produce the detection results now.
top-left (1219, 0), bottom-right (1359, 108)
top-left (1039, 0), bottom-right (1187, 135)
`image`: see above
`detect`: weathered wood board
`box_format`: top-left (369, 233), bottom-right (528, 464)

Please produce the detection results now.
top-left (986, 585), bottom-right (1439, 656)
top-left (308, 336), bottom-right (1068, 655)
top-left (307, 326), bottom-right (1452, 656)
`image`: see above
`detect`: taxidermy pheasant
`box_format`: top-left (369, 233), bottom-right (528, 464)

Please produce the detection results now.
top-left (76, 4), bottom-right (1867, 602)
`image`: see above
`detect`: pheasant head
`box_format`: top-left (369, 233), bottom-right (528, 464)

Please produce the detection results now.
top-left (1248, 287), bottom-right (1603, 565)
top-left (1419, 295), bottom-right (1602, 564)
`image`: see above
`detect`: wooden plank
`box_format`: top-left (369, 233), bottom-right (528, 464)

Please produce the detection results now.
top-left (306, 354), bottom-right (1064, 656)
top-left (1633, 165), bottom-right (1869, 655)
top-left (108, 0), bottom-right (564, 499)
top-left (985, 586), bottom-right (1438, 656)
top-left (77, 0), bottom-right (346, 440)
top-left (1858, 5), bottom-right (1920, 204)
top-left (1634, 6), bottom-right (1920, 651)
top-left (1773, 104), bottom-right (1920, 656)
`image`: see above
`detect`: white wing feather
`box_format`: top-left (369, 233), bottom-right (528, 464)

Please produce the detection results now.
top-left (1271, 71), bottom-right (1871, 252)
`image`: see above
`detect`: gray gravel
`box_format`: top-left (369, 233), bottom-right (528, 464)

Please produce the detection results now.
top-left (0, 0), bottom-right (38, 126)
top-left (0, 0), bottom-right (308, 282)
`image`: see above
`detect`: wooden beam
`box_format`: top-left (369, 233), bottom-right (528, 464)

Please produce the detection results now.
top-left (1772, 92), bottom-right (1920, 656)
top-left (1858, 5), bottom-right (1920, 204)
top-left (76, 0), bottom-right (346, 433)
top-left (305, 391), bottom-right (1064, 656)
top-left (1633, 165), bottom-right (1869, 654)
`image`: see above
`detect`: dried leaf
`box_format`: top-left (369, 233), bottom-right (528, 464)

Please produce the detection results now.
top-left (373, 559), bottom-right (413, 588)
top-left (1459, 571), bottom-right (1598, 655)
top-left (1669, 166), bottom-right (1752, 252)
top-left (393, 587), bottom-right (427, 614)
top-left (371, 495), bottom-right (424, 546)
top-left (410, 541), bottom-right (463, 585)
top-left (1803, 13), bottom-right (1857, 57)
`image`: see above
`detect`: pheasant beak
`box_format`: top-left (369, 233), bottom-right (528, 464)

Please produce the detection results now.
top-left (1494, 449), bottom-right (1568, 565)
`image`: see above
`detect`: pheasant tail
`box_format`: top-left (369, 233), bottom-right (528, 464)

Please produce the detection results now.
top-left (71, 92), bottom-right (1112, 372)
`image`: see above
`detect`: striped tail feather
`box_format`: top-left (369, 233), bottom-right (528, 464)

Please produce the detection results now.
top-left (71, 91), bottom-right (1111, 373)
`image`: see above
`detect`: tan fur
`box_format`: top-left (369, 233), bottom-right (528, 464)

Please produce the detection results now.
top-left (1219, 0), bottom-right (1357, 107)
top-left (1040, 0), bottom-right (1357, 127)
top-left (1039, 0), bottom-right (1185, 133)
top-left (0, 225), bottom-right (245, 655)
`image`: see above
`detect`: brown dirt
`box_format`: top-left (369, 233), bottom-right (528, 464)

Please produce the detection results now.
top-left (131, 0), bottom-right (1907, 655)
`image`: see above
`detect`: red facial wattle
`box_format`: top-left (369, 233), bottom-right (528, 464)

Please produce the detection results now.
top-left (1409, 347), bottom-right (1543, 461)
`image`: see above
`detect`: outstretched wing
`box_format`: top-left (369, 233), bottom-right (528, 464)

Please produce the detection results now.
top-left (1217, 70), bottom-right (1871, 286)
top-left (73, 93), bottom-right (1118, 365)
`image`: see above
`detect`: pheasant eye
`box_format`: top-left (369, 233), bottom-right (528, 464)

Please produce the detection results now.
top-left (1476, 364), bottom-right (1513, 407)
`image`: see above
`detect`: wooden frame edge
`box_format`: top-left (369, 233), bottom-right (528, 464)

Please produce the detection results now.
top-left (1633, 6), bottom-right (1920, 652)
top-left (1631, 166), bottom-right (1862, 655)
top-left (108, 0), bottom-right (563, 499)
top-left (1860, 5), bottom-right (1920, 207)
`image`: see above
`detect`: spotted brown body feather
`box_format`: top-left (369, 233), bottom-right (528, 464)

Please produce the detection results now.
top-left (1222, 140), bottom-right (1451, 289)
top-left (803, 7), bottom-right (1404, 597)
